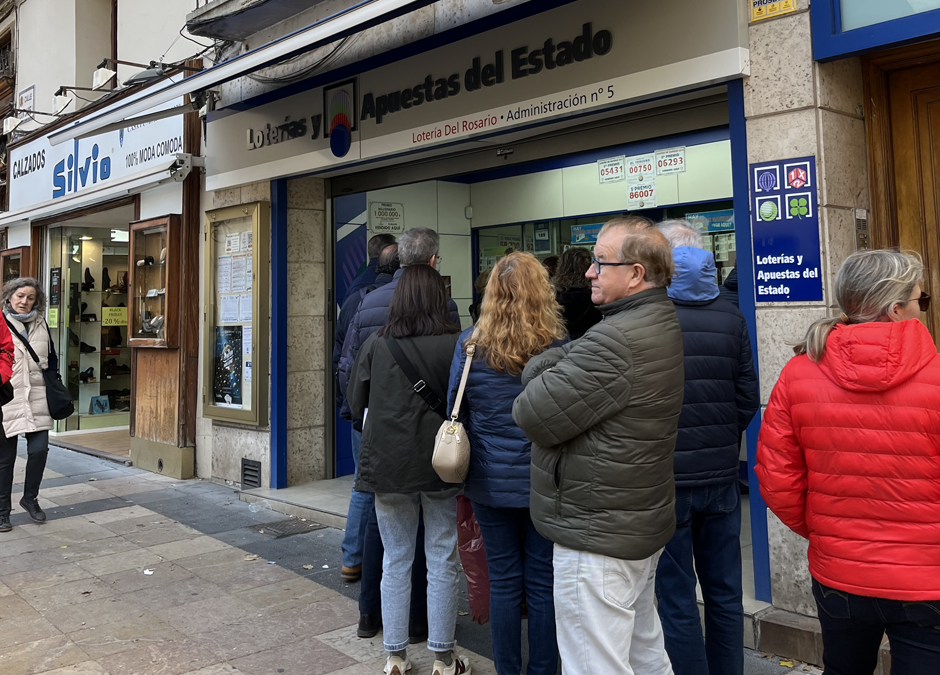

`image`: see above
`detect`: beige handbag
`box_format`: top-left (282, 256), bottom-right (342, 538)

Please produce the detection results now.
top-left (433, 344), bottom-right (475, 483)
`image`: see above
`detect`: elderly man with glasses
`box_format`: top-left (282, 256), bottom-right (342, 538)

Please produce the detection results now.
top-left (513, 215), bottom-right (684, 675)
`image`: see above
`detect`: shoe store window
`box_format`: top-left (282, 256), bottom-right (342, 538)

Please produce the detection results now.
top-left (48, 221), bottom-right (131, 436)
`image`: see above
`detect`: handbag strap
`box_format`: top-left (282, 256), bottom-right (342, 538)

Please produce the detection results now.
top-left (4, 315), bottom-right (40, 364)
top-left (449, 344), bottom-right (475, 421)
top-left (385, 337), bottom-right (447, 419)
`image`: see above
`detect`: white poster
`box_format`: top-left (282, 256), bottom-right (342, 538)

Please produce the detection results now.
top-left (243, 326), bottom-right (252, 355)
top-left (246, 255), bottom-right (253, 291)
top-left (231, 254), bottom-right (247, 293)
top-left (627, 182), bottom-right (657, 209)
top-left (655, 147), bottom-right (686, 175)
top-left (217, 256), bottom-right (232, 294)
top-left (220, 294), bottom-right (239, 323)
top-left (597, 156), bottom-right (625, 184)
top-left (239, 294), bottom-right (253, 322)
top-left (225, 233), bottom-right (240, 254)
top-left (240, 231), bottom-right (253, 251)
top-left (625, 153), bottom-right (655, 183)
top-left (369, 202), bottom-right (405, 234)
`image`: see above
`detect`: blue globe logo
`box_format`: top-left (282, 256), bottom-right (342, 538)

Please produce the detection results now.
top-left (758, 170), bottom-right (776, 192)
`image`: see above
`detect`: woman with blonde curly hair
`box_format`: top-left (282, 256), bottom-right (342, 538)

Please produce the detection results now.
top-left (446, 252), bottom-right (565, 675)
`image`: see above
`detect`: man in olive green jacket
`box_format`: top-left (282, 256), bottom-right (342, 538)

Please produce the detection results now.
top-left (513, 217), bottom-right (684, 675)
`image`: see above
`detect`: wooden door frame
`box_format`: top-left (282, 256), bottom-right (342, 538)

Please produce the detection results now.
top-left (862, 38), bottom-right (940, 249)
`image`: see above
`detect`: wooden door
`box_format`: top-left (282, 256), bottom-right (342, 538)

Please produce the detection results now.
top-left (890, 62), bottom-right (940, 339)
top-left (864, 40), bottom-right (940, 345)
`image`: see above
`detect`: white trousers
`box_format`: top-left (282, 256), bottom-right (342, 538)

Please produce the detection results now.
top-left (553, 544), bottom-right (674, 675)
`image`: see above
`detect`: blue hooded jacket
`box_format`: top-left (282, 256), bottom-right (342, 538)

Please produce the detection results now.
top-left (668, 247), bottom-right (759, 487)
top-left (446, 328), bottom-right (566, 508)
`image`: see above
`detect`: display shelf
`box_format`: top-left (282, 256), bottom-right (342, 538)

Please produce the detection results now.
top-left (128, 215), bottom-right (178, 348)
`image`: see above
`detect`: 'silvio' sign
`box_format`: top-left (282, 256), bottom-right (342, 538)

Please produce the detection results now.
top-left (52, 141), bottom-right (112, 199)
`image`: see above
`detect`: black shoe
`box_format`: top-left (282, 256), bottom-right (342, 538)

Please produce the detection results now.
top-left (80, 367), bottom-right (95, 384)
top-left (19, 497), bottom-right (46, 523)
top-left (102, 267), bottom-right (111, 290)
top-left (409, 618), bottom-right (428, 644)
top-left (82, 268), bottom-right (95, 291)
top-left (68, 329), bottom-right (80, 346)
top-left (80, 341), bottom-right (96, 353)
top-left (0, 515), bottom-right (10, 532)
top-left (357, 612), bottom-right (381, 638)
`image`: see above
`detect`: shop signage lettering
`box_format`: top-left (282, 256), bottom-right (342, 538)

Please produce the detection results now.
top-left (12, 150), bottom-right (45, 180)
top-left (360, 23), bottom-right (613, 126)
top-left (53, 142), bottom-right (112, 199)
top-left (124, 134), bottom-right (184, 168)
top-left (246, 115), bottom-right (323, 150)
top-left (750, 156), bottom-right (823, 302)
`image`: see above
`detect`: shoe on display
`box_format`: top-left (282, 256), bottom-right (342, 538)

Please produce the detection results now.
top-left (81, 302), bottom-right (87, 314)
top-left (80, 342), bottom-right (96, 353)
top-left (101, 267), bottom-right (111, 290)
top-left (115, 364), bottom-right (131, 374)
top-left (68, 330), bottom-right (79, 346)
top-left (82, 267), bottom-right (95, 291)
top-left (384, 655), bottom-right (411, 675)
top-left (160, 247), bottom-right (166, 264)
top-left (0, 515), bottom-right (10, 532)
top-left (107, 327), bottom-right (123, 348)
top-left (432, 655), bottom-right (470, 675)
top-left (136, 256), bottom-right (155, 267)
top-left (357, 612), bottom-right (381, 638)
top-left (120, 272), bottom-right (128, 290)
top-left (19, 497), bottom-right (46, 523)
top-left (79, 367), bottom-right (95, 384)
top-left (341, 564), bottom-right (362, 582)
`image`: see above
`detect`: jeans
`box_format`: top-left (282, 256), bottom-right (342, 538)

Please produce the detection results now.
top-left (360, 500), bottom-right (428, 626)
top-left (0, 432), bottom-right (49, 517)
top-left (813, 578), bottom-right (940, 675)
top-left (553, 544), bottom-right (673, 675)
top-left (375, 489), bottom-right (461, 653)
top-left (655, 483), bottom-right (743, 675)
top-left (471, 503), bottom-right (558, 675)
top-left (342, 428), bottom-right (373, 568)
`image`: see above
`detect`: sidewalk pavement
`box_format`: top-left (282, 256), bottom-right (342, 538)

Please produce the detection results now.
top-left (0, 445), bottom-right (811, 675)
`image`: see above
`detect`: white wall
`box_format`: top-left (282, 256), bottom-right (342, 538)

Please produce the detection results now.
top-left (365, 181), bottom-right (474, 328)
top-left (16, 0), bottom-right (76, 131)
top-left (139, 183), bottom-right (183, 220)
top-left (7, 223), bottom-right (30, 248)
top-left (117, 0), bottom-right (201, 85)
top-left (75, 0), bottom-right (112, 92)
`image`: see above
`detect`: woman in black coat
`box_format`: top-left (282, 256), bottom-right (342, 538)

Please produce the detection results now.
top-left (347, 264), bottom-right (470, 675)
top-left (554, 247), bottom-right (601, 339)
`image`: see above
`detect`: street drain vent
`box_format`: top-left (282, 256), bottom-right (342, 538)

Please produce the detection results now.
top-left (247, 519), bottom-right (327, 538)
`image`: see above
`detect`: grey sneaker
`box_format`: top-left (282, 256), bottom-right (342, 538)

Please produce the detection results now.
top-left (384, 655), bottom-right (411, 675)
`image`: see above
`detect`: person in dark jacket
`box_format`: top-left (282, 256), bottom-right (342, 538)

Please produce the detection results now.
top-left (446, 253), bottom-right (566, 675)
top-left (718, 267), bottom-right (739, 307)
top-left (513, 217), bottom-right (684, 675)
top-left (339, 228), bottom-right (460, 397)
top-left (654, 221), bottom-right (758, 675)
top-left (347, 265), bottom-right (470, 675)
top-left (336, 244), bottom-right (399, 582)
top-left (344, 233), bottom-right (397, 303)
top-left (553, 247), bottom-right (601, 339)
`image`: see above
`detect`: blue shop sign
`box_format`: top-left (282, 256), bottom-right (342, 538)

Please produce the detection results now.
top-left (750, 156), bottom-right (823, 303)
top-left (571, 223), bottom-right (603, 244)
top-left (686, 209), bottom-right (734, 233)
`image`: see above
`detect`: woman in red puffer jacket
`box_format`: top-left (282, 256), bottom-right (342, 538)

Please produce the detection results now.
top-left (757, 249), bottom-right (940, 675)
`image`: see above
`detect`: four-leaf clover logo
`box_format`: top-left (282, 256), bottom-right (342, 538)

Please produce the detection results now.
top-left (789, 197), bottom-right (809, 219)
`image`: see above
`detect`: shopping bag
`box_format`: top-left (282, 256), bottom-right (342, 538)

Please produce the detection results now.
top-left (456, 495), bottom-right (490, 625)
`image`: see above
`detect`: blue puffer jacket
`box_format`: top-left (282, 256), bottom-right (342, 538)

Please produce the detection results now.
top-left (339, 268), bottom-right (460, 399)
top-left (446, 329), bottom-right (565, 509)
top-left (667, 247), bottom-right (759, 487)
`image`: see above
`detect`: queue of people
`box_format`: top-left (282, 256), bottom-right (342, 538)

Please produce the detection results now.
top-left (336, 221), bottom-right (940, 675)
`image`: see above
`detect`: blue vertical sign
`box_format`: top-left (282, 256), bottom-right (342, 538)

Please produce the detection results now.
top-left (750, 156), bottom-right (823, 302)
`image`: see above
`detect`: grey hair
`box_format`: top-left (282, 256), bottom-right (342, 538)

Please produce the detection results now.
top-left (795, 249), bottom-right (923, 362)
top-left (397, 227), bottom-right (440, 266)
top-left (657, 219), bottom-right (704, 249)
top-left (2, 276), bottom-right (46, 314)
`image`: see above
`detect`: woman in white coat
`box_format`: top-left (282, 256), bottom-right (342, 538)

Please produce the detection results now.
top-left (0, 277), bottom-right (54, 530)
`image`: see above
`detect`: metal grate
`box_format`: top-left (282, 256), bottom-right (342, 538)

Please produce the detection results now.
top-left (246, 519), bottom-right (326, 538)
top-left (240, 458), bottom-right (262, 489)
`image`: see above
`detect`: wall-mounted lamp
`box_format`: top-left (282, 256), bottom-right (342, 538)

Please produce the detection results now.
top-left (92, 67), bottom-right (116, 90)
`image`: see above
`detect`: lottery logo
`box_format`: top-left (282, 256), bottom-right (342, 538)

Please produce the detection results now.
top-left (757, 170), bottom-right (777, 192)
top-left (323, 79), bottom-right (357, 158)
top-left (753, 165), bottom-right (780, 193)
top-left (756, 196), bottom-right (781, 222)
top-left (787, 167), bottom-right (807, 189)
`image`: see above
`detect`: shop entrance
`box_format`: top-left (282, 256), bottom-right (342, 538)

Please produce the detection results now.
top-left (46, 202), bottom-right (136, 461)
top-left (865, 38), bottom-right (940, 343)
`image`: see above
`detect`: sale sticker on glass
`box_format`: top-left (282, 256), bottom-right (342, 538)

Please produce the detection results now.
top-left (627, 182), bottom-right (657, 209)
top-left (625, 154), bottom-right (655, 183)
top-left (750, 155), bottom-right (822, 303)
top-left (597, 156), bottom-right (625, 184)
top-left (102, 307), bottom-right (128, 326)
top-left (655, 147), bottom-right (686, 175)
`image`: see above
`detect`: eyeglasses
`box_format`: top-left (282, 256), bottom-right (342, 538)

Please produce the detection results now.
top-left (591, 258), bottom-right (637, 275)
top-left (904, 291), bottom-right (931, 312)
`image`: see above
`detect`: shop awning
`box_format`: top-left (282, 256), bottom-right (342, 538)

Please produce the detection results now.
top-left (0, 154), bottom-right (197, 227)
top-left (48, 0), bottom-right (437, 146)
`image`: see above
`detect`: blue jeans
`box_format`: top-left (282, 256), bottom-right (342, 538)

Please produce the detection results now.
top-left (813, 578), bottom-right (940, 675)
top-left (375, 489), bottom-right (461, 653)
top-left (656, 483), bottom-right (743, 675)
top-left (471, 502), bottom-right (558, 675)
top-left (342, 428), bottom-right (373, 568)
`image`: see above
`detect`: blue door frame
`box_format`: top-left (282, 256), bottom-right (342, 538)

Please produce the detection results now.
top-left (729, 78), bottom-right (772, 603)
top-left (270, 179), bottom-right (289, 489)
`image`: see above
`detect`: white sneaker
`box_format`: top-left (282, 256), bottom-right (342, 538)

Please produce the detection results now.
top-left (384, 655), bottom-right (412, 675)
top-left (431, 655), bottom-right (470, 675)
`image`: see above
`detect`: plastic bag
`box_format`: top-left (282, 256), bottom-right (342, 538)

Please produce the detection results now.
top-left (456, 495), bottom-right (490, 625)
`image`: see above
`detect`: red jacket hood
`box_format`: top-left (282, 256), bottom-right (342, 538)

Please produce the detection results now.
top-left (817, 319), bottom-right (937, 392)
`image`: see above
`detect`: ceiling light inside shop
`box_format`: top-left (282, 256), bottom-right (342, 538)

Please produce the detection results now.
top-left (80, 235), bottom-right (93, 241)
top-left (111, 229), bottom-right (129, 242)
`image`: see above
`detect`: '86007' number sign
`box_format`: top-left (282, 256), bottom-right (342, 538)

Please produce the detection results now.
top-left (627, 182), bottom-right (657, 209)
